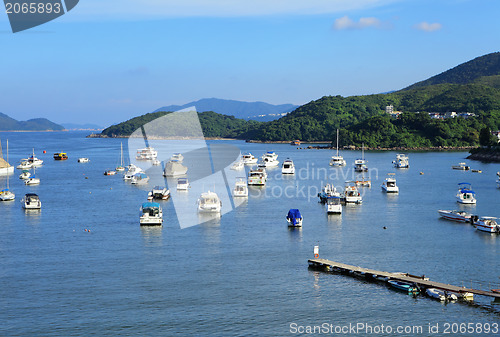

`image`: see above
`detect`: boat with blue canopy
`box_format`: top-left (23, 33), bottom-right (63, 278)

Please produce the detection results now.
top-left (456, 182), bottom-right (476, 204)
top-left (140, 202), bottom-right (163, 225)
top-left (286, 209), bottom-right (303, 227)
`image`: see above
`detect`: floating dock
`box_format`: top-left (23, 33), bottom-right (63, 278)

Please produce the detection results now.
top-left (308, 258), bottom-right (500, 300)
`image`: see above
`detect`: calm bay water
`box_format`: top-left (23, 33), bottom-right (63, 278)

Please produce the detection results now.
top-left (0, 131), bottom-right (499, 336)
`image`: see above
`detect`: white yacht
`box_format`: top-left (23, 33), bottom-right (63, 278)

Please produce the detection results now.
top-left (148, 186), bottom-right (170, 200)
top-left (19, 170), bottom-right (31, 180)
top-left (0, 139), bottom-right (14, 176)
top-left (170, 153), bottom-right (184, 162)
top-left (0, 140), bottom-right (15, 201)
top-left (22, 193), bottom-right (41, 209)
top-left (381, 173), bottom-right (399, 193)
top-left (393, 154), bottom-right (409, 168)
top-left (124, 164), bottom-right (144, 180)
top-left (17, 160), bottom-right (32, 170)
top-left (474, 216), bottom-right (500, 233)
top-left (176, 178), bottom-right (190, 190)
top-left (330, 129), bottom-right (346, 167)
top-left (78, 158), bottom-right (90, 163)
top-left (354, 144), bottom-right (368, 172)
top-left (456, 182), bottom-right (476, 204)
top-left (286, 209), bottom-right (303, 227)
top-left (140, 202), bottom-right (163, 226)
top-left (233, 178), bottom-right (248, 197)
top-left (163, 161), bottom-right (188, 177)
top-left (452, 162), bottom-right (470, 170)
top-left (318, 183), bottom-right (337, 203)
top-left (131, 172), bottom-right (149, 185)
top-left (344, 181), bottom-right (362, 204)
top-left (104, 170), bottom-right (117, 176)
top-left (325, 194), bottom-right (342, 214)
top-left (258, 151), bottom-right (279, 168)
top-left (281, 159), bottom-right (295, 174)
top-left (197, 191), bottom-right (222, 213)
top-left (24, 149), bottom-right (43, 167)
top-left (136, 147), bottom-right (158, 160)
top-left (230, 160), bottom-right (244, 170)
top-left (242, 153), bottom-right (258, 165)
top-left (248, 168), bottom-right (267, 186)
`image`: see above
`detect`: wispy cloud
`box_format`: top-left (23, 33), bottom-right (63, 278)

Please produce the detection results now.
top-left (333, 16), bottom-right (383, 30)
top-left (62, 0), bottom-right (402, 20)
top-left (414, 21), bottom-right (442, 32)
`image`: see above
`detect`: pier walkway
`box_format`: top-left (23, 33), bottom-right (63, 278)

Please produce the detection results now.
top-left (308, 258), bottom-right (500, 299)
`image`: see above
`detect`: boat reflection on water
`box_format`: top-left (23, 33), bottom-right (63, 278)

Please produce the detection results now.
top-left (140, 226), bottom-right (163, 248)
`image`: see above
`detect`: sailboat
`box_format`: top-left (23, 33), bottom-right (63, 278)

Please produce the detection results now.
top-left (0, 139), bottom-right (14, 176)
top-left (0, 140), bottom-right (15, 201)
top-left (354, 143), bottom-right (368, 172)
top-left (25, 165), bottom-right (40, 185)
top-left (330, 129), bottom-right (346, 166)
top-left (116, 142), bottom-right (125, 171)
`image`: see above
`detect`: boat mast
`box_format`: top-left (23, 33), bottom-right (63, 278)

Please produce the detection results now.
top-left (336, 129), bottom-right (339, 156)
top-left (6, 140), bottom-right (9, 190)
top-left (120, 142), bottom-right (124, 166)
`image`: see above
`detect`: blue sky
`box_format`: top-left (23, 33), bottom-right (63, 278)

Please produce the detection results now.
top-left (0, 0), bottom-right (499, 126)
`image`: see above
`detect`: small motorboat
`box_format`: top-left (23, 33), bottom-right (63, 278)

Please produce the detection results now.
top-left (381, 173), bottom-right (399, 193)
top-left (388, 280), bottom-right (419, 294)
top-left (286, 209), bottom-right (303, 227)
top-left (438, 210), bottom-right (475, 223)
top-left (78, 158), bottom-right (90, 163)
top-left (318, 183), bottom-right (337, 203)
top-left (170, 153), bottom-right (184, 162)
top-left (393, 153), bottom-right (409, 168)
top-left (176, 178), bottom-right (190, 191)
top-left (152, 159), bottom-right (161, 166)
top-left (233, 178), bottom-right (248, 197)
top-left (0, 189), bottom-right (15, 201)
top-left (241, 153), bottom-right (258, 165)
top-left (258, 151), bottom-right (279, 168)
top-left (19, 170), bottom-right (31, 180)
top-left (248, 168), bottom-right (267, 186)
top-left (325, 195), bottom-right (342, 214)
top-left (426, 288), bottom-right (458, 301)
top-left (140, 202), bottom-right (163, 225)
top-left (22, 193), bottom-right (41, 209)
top-left (16, 160), bottom-right (32, 170)
top-left (291, 140), bottom-right (301, 146)
top-left (104, 170), bottom-right (116, 176)
top-left (354, 144), bottom-right (368, 172)
top-left (24, 174), bottom-right (40, 185)
top-left (53, 152), bottom-right (68, 160)
top-left (281, 159), bottom-right (295, 174)
top-left (452, 162), bottom-right (470, 170)
top-left (131, 172), bottom-right (150, 185)
top-left (355, 176), bottom-right (371, 187)
top-left (474, 216), bottom-right (500, 233)
top-left (230, 160), bottom-right (244, 170)
top-left (148, 186), bottom-right (170, 200)
top-left (456, 182), bottom-right (476, 204)
top-left (197, 191), bottom-right (222, 213)
top-left (163, 161), bottom-right (188, 177)
top-left (344, 181), bottom-right (362, 204)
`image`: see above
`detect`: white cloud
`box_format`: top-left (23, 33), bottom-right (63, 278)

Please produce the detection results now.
top-left (64, 0), bottom-right (401, 20)
top-left (333, 16), bottom-right (383, 30)
top-left (414, 21), bottom-right (442, 32)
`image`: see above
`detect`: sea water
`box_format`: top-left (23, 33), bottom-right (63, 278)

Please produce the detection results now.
top-left (0, 132), bottom-right (499, 336)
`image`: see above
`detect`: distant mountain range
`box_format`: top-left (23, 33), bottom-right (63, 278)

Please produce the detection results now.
top-left (62, 123), bottom-right (104, 130)
top-left (154, 98), bottom-right (298, 121)
top-left (0, 112), bottom-right (64, 131)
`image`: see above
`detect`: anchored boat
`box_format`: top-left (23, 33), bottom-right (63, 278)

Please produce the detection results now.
top-left (140, 202), bottom-right (163, 225)
top-left (456, 182), bottom-right (476, 204)
top-left (286, 209), bottom-right (303, 227)
top-left (381, 173), bottom-right (399, 193)
top-left (233, 178), bottom-right (248, 197)
top-left (197, 191), bottom-right (222, 213)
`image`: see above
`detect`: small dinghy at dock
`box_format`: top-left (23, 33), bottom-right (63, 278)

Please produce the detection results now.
top-left (388, 280), bottom-right (420, 295)
top-left (426, 288), bottom-right (458, 302)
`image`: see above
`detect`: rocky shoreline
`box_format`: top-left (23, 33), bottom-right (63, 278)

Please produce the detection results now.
top-left (466, 147), bottom-right (500, 162)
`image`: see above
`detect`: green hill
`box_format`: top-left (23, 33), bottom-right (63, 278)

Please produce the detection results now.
top-left (0, 112), bottom-right (64, 131)
top-left (405, 52), bottom-right (500, 89)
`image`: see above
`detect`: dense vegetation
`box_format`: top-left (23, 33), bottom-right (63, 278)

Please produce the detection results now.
top-left (100, 51), bottom-right (500, 148)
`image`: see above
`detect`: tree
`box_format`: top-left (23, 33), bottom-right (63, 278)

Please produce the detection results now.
top-left (479, 127), bottom-right (495, 146)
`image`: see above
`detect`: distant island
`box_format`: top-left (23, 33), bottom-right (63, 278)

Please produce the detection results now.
top-left (0, 112), bottom-right (64, 131)
top-left (95, 52), bottom-right (500, 150)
